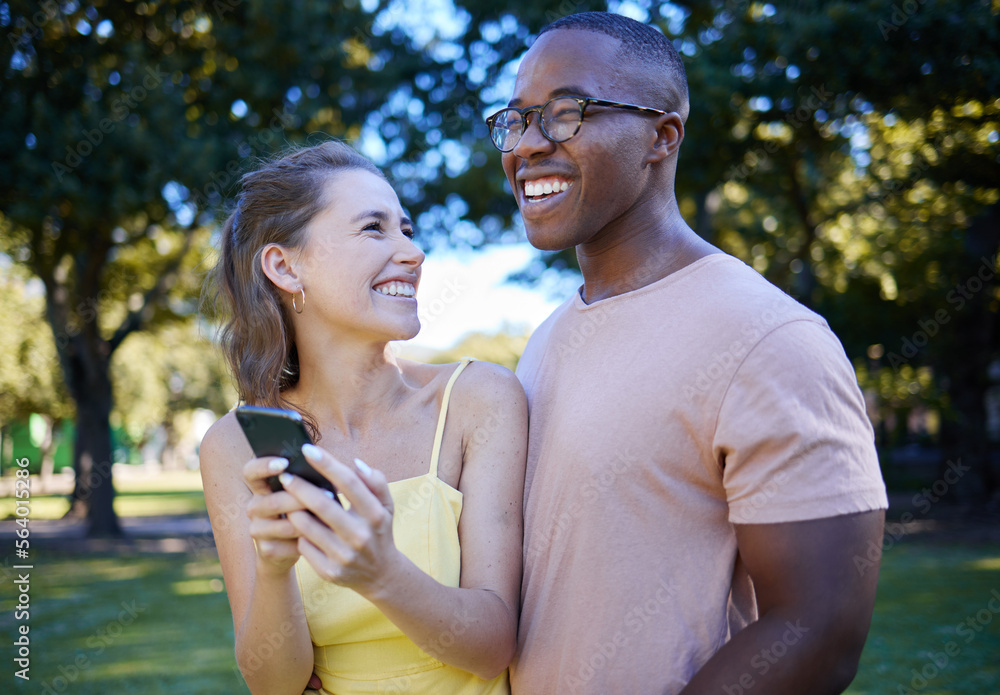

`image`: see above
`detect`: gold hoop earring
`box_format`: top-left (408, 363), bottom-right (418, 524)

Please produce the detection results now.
top-left (292, 286), bottom-right (305, 314)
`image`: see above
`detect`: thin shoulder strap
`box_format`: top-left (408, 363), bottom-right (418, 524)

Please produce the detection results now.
top-left (429, 357), bottom-right (475, 477)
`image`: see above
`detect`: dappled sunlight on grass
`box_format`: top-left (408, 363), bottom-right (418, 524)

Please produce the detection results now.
top-left (965, 556), bottom-right (1000, 572)
top-left (1, 470), bottom-right (207, 520)
top-left (113, 491), bottom-right (207, 517)
top-left (846, 544), bottom-right (1000, 694)
top-left (76, 558), bottom-right (150, 582)
top-left (7, 536), bottom-right (996, 693)
top-left (0, 495), bottom-right (69, 519)
top-left (183, 557), bottom-right (226, 578)
top-left (7, 551), bottom-right (245, 694)
top-left (114, 470), bottom-right (206, 493)
top-left (171, 578), bottom-right (225, 595)
top-left (0, 490), bottom-right (207, 520)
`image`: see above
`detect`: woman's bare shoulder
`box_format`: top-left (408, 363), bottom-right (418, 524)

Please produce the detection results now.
top-left (447, 360), bottom-right (527, 426)
top-left (199, 410), bottom-right (253, 477)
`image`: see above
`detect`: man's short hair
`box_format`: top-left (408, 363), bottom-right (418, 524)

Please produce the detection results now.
top-left (538, 11), bottom-right (690, 121)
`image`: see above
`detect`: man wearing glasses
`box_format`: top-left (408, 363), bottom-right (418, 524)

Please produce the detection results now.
top-left (488, 12), bottom-right (888, 695)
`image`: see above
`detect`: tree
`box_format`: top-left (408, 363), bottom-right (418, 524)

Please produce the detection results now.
top-left (0, 0), bottom-right (447, 535)
top-left (0, 0), bottom-right (572, 535)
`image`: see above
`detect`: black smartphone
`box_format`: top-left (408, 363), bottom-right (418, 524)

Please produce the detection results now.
top-left (234, 405), bottom-right (340, 502)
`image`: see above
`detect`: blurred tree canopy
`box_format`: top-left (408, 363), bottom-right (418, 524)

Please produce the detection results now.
top-left (675, 0), bottom-right (1000, 496)
top-left (0, 0), bottom-right (998, 536)
top-left (428, 325), bottom-right (530, 372)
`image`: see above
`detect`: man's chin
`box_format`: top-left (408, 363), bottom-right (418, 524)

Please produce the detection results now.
top-left (524, 225), bottom-right (576, 252)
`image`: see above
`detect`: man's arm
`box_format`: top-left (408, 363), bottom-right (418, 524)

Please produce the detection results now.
top-left (680, 509), bottom-right (885, 695)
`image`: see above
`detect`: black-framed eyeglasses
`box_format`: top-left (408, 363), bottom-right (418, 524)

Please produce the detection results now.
top-left (485, 96), bottom-right (669, 153)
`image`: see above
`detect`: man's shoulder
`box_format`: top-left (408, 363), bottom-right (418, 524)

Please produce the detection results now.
top-left (683, 254), bottom-right (824, 329)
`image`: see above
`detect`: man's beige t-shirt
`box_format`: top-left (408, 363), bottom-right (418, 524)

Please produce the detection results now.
top-left (510, 254), bottom-right (888, 694)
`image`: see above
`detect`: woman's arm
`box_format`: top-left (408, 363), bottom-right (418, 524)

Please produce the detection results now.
top-left (199, 413), bottom-right (316, 695)
top-left (281, 362), bottom-right (528, 679)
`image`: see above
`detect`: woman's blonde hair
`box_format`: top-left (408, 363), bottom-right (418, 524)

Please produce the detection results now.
top-left (205, 140), bottom-right (385, 440)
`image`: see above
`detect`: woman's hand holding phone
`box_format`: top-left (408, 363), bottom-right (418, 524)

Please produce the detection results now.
top-left (243, 455), bottom-right (310, 575)
top-left (278, 443), bottom-right (404, 598)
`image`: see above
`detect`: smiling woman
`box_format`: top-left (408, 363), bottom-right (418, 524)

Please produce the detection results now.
top-left (198, 140), bottom-right (526, 695)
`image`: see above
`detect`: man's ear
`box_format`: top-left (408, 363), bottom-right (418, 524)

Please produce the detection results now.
top-left (646, 112), bottom-right (684, 164)
top-left (260, 243), bottom-right (302, 294)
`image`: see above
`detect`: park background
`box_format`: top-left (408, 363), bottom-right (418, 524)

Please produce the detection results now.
top-left (1, 0), bottom-right (998, 692)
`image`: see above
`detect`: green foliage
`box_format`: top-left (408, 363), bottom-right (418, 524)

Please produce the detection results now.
top-left (0, 267), bottom-right (73, 423)
top-left (428, 325), bottom-right (530, 372)
top-left (111, 320), bottom-right (236, 443)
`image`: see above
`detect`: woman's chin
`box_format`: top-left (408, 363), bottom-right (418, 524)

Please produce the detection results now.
top-left (390, 318), bottom-right (421, 342)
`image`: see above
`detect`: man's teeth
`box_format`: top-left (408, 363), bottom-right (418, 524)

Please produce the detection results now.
top-left (524, 180), bottom-right (570, 197)
top-left (375, 282), bottom-right (415, 297)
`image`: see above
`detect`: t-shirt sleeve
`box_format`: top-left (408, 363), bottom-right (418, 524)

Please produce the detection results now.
top-left (712, 319), bottom-right (889, 524)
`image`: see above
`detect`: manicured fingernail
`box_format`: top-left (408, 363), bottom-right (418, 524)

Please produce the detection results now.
top-left (324, 490), bottom-right (335, 499)
top-left (302, 443), bottom-right (322, 459)
top-left (268, 458), bottom-right (289, 472)
top-left (278, 472), bottom-right (293, 487)
top-left (354, 458), bottom-right (372, 475)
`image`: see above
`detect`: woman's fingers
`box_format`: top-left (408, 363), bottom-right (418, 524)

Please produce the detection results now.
top-left (247, 516), bottom-right (300, 541)
top-left (278, 470), bottom-right (370, 544)
top-left (352, 458), bottom-right (394, 514)
top-left (243, 455), bottom-right (290, 494)
top-left (274, 444), bottom-right (404, 592)
top-left (299, 444), bottom-right (391, 522)
top-left (298, 534), bottom-right (344, 583)
top-left (245, 484), bottom-right (307, 520)
top-left (254, 537), bottom-right (301, 569)
top-left (240, 456), bottom-right (309, 572)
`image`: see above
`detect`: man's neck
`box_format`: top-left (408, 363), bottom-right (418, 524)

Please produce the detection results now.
top-left (576, 202), bottom-right (720, 304)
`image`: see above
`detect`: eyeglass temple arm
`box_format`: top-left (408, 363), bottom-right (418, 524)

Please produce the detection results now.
top-left (584, 98), bottom-right (668, 116)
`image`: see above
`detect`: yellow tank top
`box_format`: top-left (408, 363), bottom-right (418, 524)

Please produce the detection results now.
top-left (296, 358), bottom-right (510, 695)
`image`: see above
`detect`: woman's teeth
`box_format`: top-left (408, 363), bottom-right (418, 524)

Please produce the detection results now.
top-left (375, 282), bottom-right (415, 297)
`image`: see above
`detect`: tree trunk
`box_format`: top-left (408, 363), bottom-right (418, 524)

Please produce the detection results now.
top-left (59, 334), bottom-right (122, 537)
top-left (68, 391), bottom-right (120, 536)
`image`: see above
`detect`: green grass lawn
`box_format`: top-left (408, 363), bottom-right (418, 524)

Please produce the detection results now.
top-left (846, 542), bottom-right (1000, 694)
top-left (0, 470), bottom-right (208, 520)
top-left (1, 535), bottom-right (997, 693)
top-left (2, 549), bottom-right (246, 694)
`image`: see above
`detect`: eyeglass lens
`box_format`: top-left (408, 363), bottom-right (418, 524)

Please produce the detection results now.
top-left (491, 97), bottom-right (584, 151)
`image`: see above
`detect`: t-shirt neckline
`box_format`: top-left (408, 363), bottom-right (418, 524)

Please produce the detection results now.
top-left (573, 253), bottom-right (736, 311)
